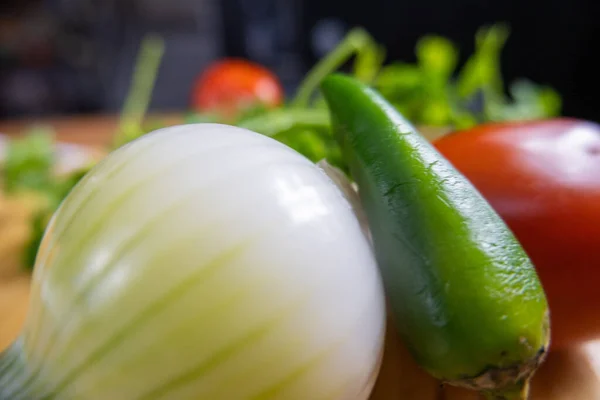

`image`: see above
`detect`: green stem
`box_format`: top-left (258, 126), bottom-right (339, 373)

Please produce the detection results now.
top-left (237, 109), bottom-right (330, 137)
top-left (290, 28), bottom-right (373, 108)
top-left (114, 34), bottom-right (166, 148)
top-left (352, 41), bottom-right (385, 84)
top-left (483, 380), bottom-right (530, 400)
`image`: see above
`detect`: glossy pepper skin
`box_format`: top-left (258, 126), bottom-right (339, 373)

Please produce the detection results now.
top-left (320, 74), bottom-right (549, 399)
top-left (434, 119), bottom-right (600, 349)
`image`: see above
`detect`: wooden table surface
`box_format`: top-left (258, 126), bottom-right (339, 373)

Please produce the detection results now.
top-left (0, 113), bottom-right (183, 147)
top-left (1, 115), bottom-right (600, 399)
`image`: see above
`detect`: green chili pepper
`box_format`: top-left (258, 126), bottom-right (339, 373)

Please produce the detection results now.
top-left (320, 74), bottom-right (549, 400)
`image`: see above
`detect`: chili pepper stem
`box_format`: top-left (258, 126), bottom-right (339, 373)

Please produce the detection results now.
top-left (483, 380), bottom-right (530, 400)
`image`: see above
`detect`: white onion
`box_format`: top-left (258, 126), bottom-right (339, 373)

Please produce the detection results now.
top-left (2, 123), bottom-right (386, 400)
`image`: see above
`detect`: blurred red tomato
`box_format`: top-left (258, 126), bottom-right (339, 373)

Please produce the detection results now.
top-left (191, 59), bottom-right (284, 119)
top-left (434, 118), bottom-right (600, 350)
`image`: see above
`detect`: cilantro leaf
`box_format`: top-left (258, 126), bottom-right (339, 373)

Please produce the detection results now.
top-left (2, 128), bottom-right (56, 194)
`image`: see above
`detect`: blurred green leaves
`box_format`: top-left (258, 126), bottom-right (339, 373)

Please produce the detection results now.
top-left (2, 128), bottom-right (56, 194)
top-left (456, 23), bottom-right (509, 100)
top-left (2, 128), bottom-right (92, 270)
top-left (374, 35), bottom-right (459, 127)
top-left (372, 23), bottom-right (561, 128)
top-left (182, 23), bottom-right (562, 173)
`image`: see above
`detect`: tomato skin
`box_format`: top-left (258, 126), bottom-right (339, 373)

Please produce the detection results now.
top-left (434, 118), bottom-right (600, 349)
top-left (191, 59), bottom-right (284, 119)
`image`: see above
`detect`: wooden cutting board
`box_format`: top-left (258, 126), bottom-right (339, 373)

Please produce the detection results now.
top-left (1, 115), bottom-right (600, 399)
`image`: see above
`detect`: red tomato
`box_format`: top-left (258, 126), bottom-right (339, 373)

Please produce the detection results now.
top-left (191, 59), bottom-right (284, 119)
top-left (434, 118), bottom-right (600, 350)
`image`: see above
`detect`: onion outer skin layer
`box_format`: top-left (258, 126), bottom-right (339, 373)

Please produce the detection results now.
top-left (0, 124), bottom-right (386, 400)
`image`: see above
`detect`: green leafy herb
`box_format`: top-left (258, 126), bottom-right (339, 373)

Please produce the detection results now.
top-left (486, 79), bottom-right (563, 122)
top-left (2, 128), bottom-right (92, 270)
top-left (21, 165), bottom-right (91, 270)
top-left (456, 23), bottom-right (509, 101)
top-left (416, 36), bottom-right (459, 80)
top-left (2, 128), bottom-right (56, 194)
top-left (372, 23), bottom-right (560, 128)
top-left (236, 108), bottom-right (345, 169)
top-left (22, 208), bottom-right (52, 269)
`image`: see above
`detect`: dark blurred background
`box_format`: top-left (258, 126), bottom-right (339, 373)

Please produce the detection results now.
top-left (1, 0), bottom-right (598, 121)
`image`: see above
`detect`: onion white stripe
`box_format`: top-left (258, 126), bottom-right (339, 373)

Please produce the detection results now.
top-left (1, 124), bottom-right (386, 400)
